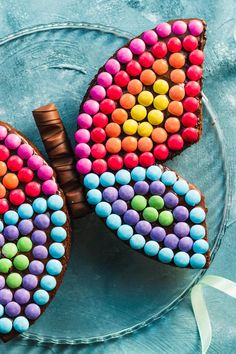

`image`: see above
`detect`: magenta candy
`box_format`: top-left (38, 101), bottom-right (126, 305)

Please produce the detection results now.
top-left (74, 129), bottom-right (90, 143)
top-left (42, 180), bottom-right (58, 195)
top-left (37, 165), bottom-right (54, 181)
top-left (89, 85), bottom-right (106, 101)
top-left (156, 22), bottom-right (171, 37)
top-left (76, 158), bottom-right (92, 174)
top-left (5, 133), bottom-right (21, 149)
top-left (17, 143), bottom-right (33, 159)
top-left (27, 155), bottom-right (44, 170)
top-left (0, 126), bottom-right (8, 140)
top-left (77, 113), bottom-right (93, 129)
top-left (75, 143), bottom-right (91, 158)
top-left (97, 72), bottom-right (113, 88)
top-left (116, 47), bottom-right (133, 64)
top-left (142, 30), bottom-right (158, 45)
top-left (129, 38), bottom-right (146, 55)
top-left (83, 99), bottom-right (99, 115)
top-left (105, 58), bottom-right (121, 75)
top-left (172, 20), bottom-right (187, 35)
top-left (188, 19), bottom-right (204, 36)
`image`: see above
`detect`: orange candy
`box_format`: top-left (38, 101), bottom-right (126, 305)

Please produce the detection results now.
top-left (168, 101), bottom-right (183, 116)
top-left (112, 108), bottom-right (128, 124)
top-left (127, 79), bottom-right (143, 95)
top-left (120, 93), bottom-right (136, 110)
top-left (2, 173), bottom-right (19, 189)
top-left (169, 53), bottom-right (185, 68)
top-left (170, 69), bottom-right (186, 84)
top-left (106, 138), bottom-right (121, 153)
top-left (165, 117), bottom-right (181, 133)
top-left (0, 161), bottom-right (7, 177)
top-left (138, 137), bottom-right (153, 152)
top-left (151, 128), bottom-right (168, 144)
top-left (121, 136), bottom-right (138, 152)
top-left (169, 85), bottom-right (185, 101)
top-left (152, 59), bottom-right (168, 75)
top-left (0, 183), bottom-right (6, 198)
top-left (140, 69), bottom-right (156, 86)
top-left (105, 123), bottom-right (121, 138)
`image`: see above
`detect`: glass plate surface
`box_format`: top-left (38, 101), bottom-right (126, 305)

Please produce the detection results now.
top-left (0, 24), bottom-right (230, 345)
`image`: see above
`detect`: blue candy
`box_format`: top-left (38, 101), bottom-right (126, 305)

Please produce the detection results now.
top-left (100, 172), bottom-right (115, 187)
top-left (190, 207), bottom-right (206, 223)
top-left (46, 259), bottom-right (62, 275)
top-left (158, 248), bottom-right (174, 263)
top-left (129, 234), bottom-right (145, 250)
top-left (131, 167), bottom-right (146, 182)
top-left (190, 254), bottom-right (206, 269)
top-left (185, 190), bottom-right (201, 206)
top-left (13, 316), bottom-right (29, 333)
top-left (174, 251), bottom-right (190, 267)
top-left (18, 203), bottom-right (33, 219)
top-left (106, 214), bottom-right (121, 230)
top-left (0, 317), bottom-right (12, 334)
top-left (47, 195), bottom-right (64, 211)
top-left (161, 171), bottom-right (177, 186)
top-left (144, 240), bottom-right (159, 256)
top-left (86, 189), bottom-right (102, 205)
top-left (115, 169), bottom-right (131, 185)
top-left (33, 289), bottom-right (50, 306)
top-left (50, 227), bottom-right (67, 242)
top-left (32, 198), bottom-right (47, 213)
top-left (51, 210), bottom-right (67, 226)
top-left (146, 166), bottom-right (162, 181)
top-left (4, 210), bottom-right (19, 225)
top-left (83, 173), bottom-right (100, 189)
top-left (95, 202), bottom-right (112, 218)
top-left (190, 225), bottom-right (206, 240)
top-left (49, 243), bottom-right (65, 259)
top-left (40, 275), bottom-right (57, 291)
top-left (173, 179), bottom-right (189, 196)
top-left (117, 224), bottom-right (133, 240)
top-left (193, 239), bottom-right (209, 254)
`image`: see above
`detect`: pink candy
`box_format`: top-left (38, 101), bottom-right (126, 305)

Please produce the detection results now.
top-left (0, 126), bottom-right (7, 141)
top-left (75, 143), bottom-right (91, 158)
top-left (17, 143), bottom-right (33, 159)
top-left (83, 99), bottom-right (99, 115)
top-left (5, 133), bottom-right (21, 149)
top-left (105, 59), bottom-right (120, 75)
top-left (27, 155), bottom-right (44, 170)
top-left (77, 113), bottom-right (93, 129)
top-left (76, 158), bottom-right (92, 174)
top-left (156, 22), bottom-right (171, 37)
top-left (142, 30), bottom-right (158, 46)
top-left (187, 65), bottom-right (202, 81)
top-left (97, 72), bottom-right (113, 88)
top-left (189, 49), bottom-right (204, 65)
top-left (42, 180), bottom-right (58, 195)
top-left (129, 38), bottom-right (146, 55)
top-left (185, 81), bottom-right (201, 97)
top-left (75, 129), bottom-right (90, 144)
top-left (37, 165), bottom-right (54, 181)
top-left (89, 85), bottom-right (106, 101)
top-left (188, 20), bottom-right (203, 36)
top-left (116, 47), bottom-right (133, 63)
top-left (172, 20), bottom-right (187, 35)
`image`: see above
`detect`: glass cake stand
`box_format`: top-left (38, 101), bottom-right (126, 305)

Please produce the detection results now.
top-left (0, 23), bottom-right (230, 345)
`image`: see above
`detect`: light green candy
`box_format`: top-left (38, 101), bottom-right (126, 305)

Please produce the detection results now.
top-left (0, 259), bottom-right (12, 273)
top-left (13, 255), bottom-right (29, 271)
top-left (6, 273), bottom-right (22, 289)
top-left (2, 243), bottom-right (18, 259)
top-left (131, 195), bottom-right (147, 211)
top-left (148, 196), bottom-right (164, 210)
top-left (17, 237), bottom-right (32, 252)
top-left (143, 207), bottom-right (159, 222)
top-left (159, 211), bottom-right (174, 226)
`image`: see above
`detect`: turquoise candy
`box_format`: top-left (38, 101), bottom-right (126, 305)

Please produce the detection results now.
top-left (190, 225), bottom-right (206, 240)
top-left (4, 210), bottom-right (19, 225)
top-left (117, 224), bottom-right (133, 241)
top-left (193, 239), bottom-right (209, 254)
top-left (190, 207), bottom-right (206, 223)
top-left (0, 317), bottom-right (12, 334)
top-left (33, 197), bottom-right (47, 213)
top-left (0, 221), bottom-right (4, 232)
top-left (144, 241), bottom-right (159, 256)
top-left (95, 202), bottom-right (112, 218)
top-left (0, 304), bottom-right (4, 317)
top-left (49, 243), bottom-right (65, 259)
top-left (51, 210), bottom-right (67, 226)
top-left (40, 275), bottom-right (56, 291)
top-left (161, 170), bottom-right (177, 186)
top-left (115, 169), bottom-right (131, 185)
top-left (106, 214), bottom-right (121, 230)
top-left (185, 190), bottom-right (201, 206)
top-left (83, 173), bottom-right (100, 189)
top-left (174, 252), bottom-right (190, 267)
top-left (173, 179), bottom-right (189, 195)
top-left (87, 189), bottom-right (102, 205)
top-left (129, 234), bottom-right (145, 250)
top-left (146, 165), bottom-right (162, 181)
top-left (100, 172), bottom-right (115, 187)
top-left (190, 254), bottom-right (206, 269)
top-left (18, 203), bottom-right (34, 219)
top-left (13, 316), bottom-right (29, 333)
top-left (33, 289), bottom-right (50, 305)
top-left (158, 248), bottom-right (174, 263)
top-left (47, 195), bottom-right (64, 210)
top-left (131, 166), bottom-right (146, 181)
top-left (50, 227), bottom-right (67, 242)
top-left (46, 259), bottom-right (62, 275)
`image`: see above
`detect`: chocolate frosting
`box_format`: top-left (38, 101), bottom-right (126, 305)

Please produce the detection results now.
top-left (32, 103), bottom-right (90, 218)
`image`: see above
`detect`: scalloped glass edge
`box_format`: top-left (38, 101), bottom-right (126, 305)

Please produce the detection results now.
top-left (0, 23), bottom-right (230, 345)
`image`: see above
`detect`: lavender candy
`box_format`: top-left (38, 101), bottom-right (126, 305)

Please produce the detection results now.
top-left (135, 220), bottom-right (152, 236)
top-left (119, 185), bottom-right (134, 201)
top-left (18, 220), bottom-right (34, 235)
top-left (14, 289), bottom-right (30, 305)
top-left (123, 210), bottom-right (140, 225)
top-left (112, 200), bottom-right (127, 215)
top-left (150, 227), bottom-right (166, 242)
top-left (103, 187), bottom-right (118, 203)
top-left (164, 192), bottom-right (179, 209)
top-left (173, 206), bottom-right (189, 222)
top-left (3, 225), bottom-right (19, 241)
top-left (150, 181), bottom-right (166, 195)
top-left (164, 234), bottom-right (179, 250)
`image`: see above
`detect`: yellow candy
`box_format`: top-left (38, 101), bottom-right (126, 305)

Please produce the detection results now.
top-left (153, 79), bottom-right (169, 94)
top-left (138, 91), bottom-right (153, 107)
top-left (148, 109), bottom-right (164, 125)
top-left (123, 119), bottom-right (138, 135)
top-left (137, 122), bottom-right (153, 137)
top-left (130, 104), bottom-right (147, 121)
top-left (153, 95), bottom-right (169, 111)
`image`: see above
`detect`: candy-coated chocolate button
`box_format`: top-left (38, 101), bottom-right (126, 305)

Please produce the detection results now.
top-left (153, 95), bottom-right (169, 111)
top-left (121, 136), bottom-right (137, 152)
top-left (138, 137), bottom-right (153, 152)
top-left (127, 79), bottom-right (143, 95)
top-left (168, 101), bottom-right (183, 116)
top-left (131, 195), bottom-right (147, 211)
top-left (153, 79), bottom-right (169, 94)
top-left (152, 128), bottom-right (168, 144)
top-left (120, 93), bottom-right (136, 109)
top-left (147, 109), bottom-right (164, 125)
top-left (152, 42), bottom-right (167, 58)
top-left (140, 69), bottom-right (156, 85)
top-left (169, 85), bottom-right (185, 101)
top-left (131, 105), bottom-right (147, 121)
top-left (111, 108), bottom-right (128, 125)
top-left (123, 119), bottom-right (138, 135)
top-left (137, 122), bottom-right (153, 137)
top-left (153, 145), bottom-right (169, 160)
top-left (165, 118), bottom-right (180, 133)
top-left (138, 52), bottom-right (154, 68)
top-left (170, 69), bottom-right (185, 84)
top-left (152, 59), bottom-right (168, 75)
top-left (167, 134), bottom-right (184, 150)
top-left (169, 53), bottom-right (185, 68)
top-left (138, 91), bottom-right (153, 106)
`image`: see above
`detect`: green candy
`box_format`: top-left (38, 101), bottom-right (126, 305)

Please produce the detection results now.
top-left (13, 255), bottom-right (29, 271)
top-left (0, 259), bottom-right (12, 273)
top-left (148, 196), bottom-right (164, 210)
top-left (159, 211), bottom-right (174, 226)
top-left (6, 273), bottom-right (22, 289)
top-left (131, 195), bottom-right (147, 211)
top-left (143, 207), bottom-right (159, 222)
top-left (17, 237), bottom-right (32, 252)
top-left (2, 243), bottom-right (18, 259)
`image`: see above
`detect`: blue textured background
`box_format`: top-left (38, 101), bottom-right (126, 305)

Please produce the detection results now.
top-left (0, 0), bottom-right (236, 353)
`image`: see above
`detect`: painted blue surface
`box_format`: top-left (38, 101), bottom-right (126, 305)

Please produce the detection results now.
top-left (0, 0), bottom-right (235, 353)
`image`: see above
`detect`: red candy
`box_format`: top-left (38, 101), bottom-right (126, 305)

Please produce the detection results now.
top-left (18, 167), bottom-right (34, 183)
top-left (182, 35), bottom-right (198, 51)
top-left (181, 112), bottom-right (198, 127)
top-left (114, 71), bottom-right (130, 87)
top-left (185, 81), bottom-right (201, 97)
top-left (0, 198), bottom-right (9, 214)
top-left (167, 134), bottom-right (184, 150)
top-left (139, 152), bottom-right (155, 167)
top-left (138, 52), bottom-right (155, 68)
top-left (182, 128), bottom-right (199, 142)
top-left (153, 145), bottom-right (169, 160)
top-left (92, 159), bottom-right (107, 175)
top-left (25, 181), bottom-right (41, 197)
top-left (91, 128), bottom-right (106, 143)
top-left (189, 49), bottom-right (204, 65)
top-left (7, 155), bottom-right (23, 172)
top-left (93, 113), bottom-right (108, 128)
top-left (0, 145), bottom-right (9, 161)
top-left (107, 85), bottom-right (122, 100)
top-left (91, 144), bottom-right (106, 159)
top-left (9, 189), bottom-right (25, 205)
top-left (99, 99), bottom-right (116, 115)
top-left (187, 65), bottom-right (202, 81)
top-left (124, 153), bottom-right (139, 168)
top-left (107, 155), bottom-right (123, 170)
top-left (183, 97), bottom-right (199, 112)
top-left (167, 37), bottom-right (182, 52)
top-left (126, 60), bottom-right (142, 76)
top-left (152, 42), bottom-right (167, 58)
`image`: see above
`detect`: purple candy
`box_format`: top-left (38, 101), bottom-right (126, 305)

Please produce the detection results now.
top-left (14, 288), bottom-right (30, 305)
top-left (0, 234), bottom-right (5, 247)
top-left (164, 234), bottom-right (179, 250)
top-left (150, 227), bottom-right (166, 242)
top-left (25, 303), bottom-right (41, 320)
top-left (29, 260), bottom-right (44, 275)
top-left (135, 220), bottom-right (151, 236)
top-left (150, 181), bottom-right (166, 195)
top-left (112, 200), bottom-right (127, 215)
top-left (178, 237), bottom-right (193, 252)
top-left (123, 210), bottom-right (140, 225)
top-left (119, 185), bottom-right (134, 201)
top-left (103, 187), bottom-right (118, 203)
top-left (174, 222), bottom-right (190, 238)
top-left (23, 274), bottom-right (38, 290)
top-left (3, 225), bottom-right (19, 241)
top-left (164, 192), bottom-right (179, 209)
top-left (34, 214), bottom-right (50, 230)
top-left (31, 230), bottom-right (47, 245)
top-left (173, 206), bottom-right (189, 222)
top-left (0, 289), bottom-right (13, 305)
top-left (0, 276), bottom-right (5, 290)
top-left (134, 181), bottom-right (149, 195)
top-left (18, 220), bottom-right (34, 235)
top-left (32, 245), bottom-right (48, 260)
top-left (5, 301), bottom-right (21, 317)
